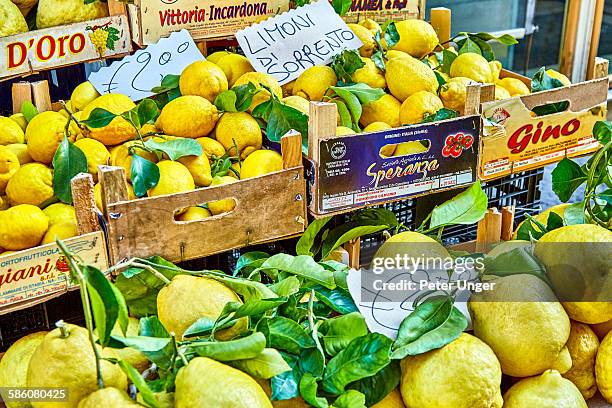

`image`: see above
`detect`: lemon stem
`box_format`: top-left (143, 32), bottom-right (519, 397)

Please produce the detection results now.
top-left (56, 320), bottom-right (70, 338)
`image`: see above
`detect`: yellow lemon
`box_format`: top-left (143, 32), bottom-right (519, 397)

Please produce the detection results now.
top-left (0, 204), bottom-right (49, 250)
top-left (215, 112), bottom-right (262, 159)
top-left (148, 160), bottom-right (195, 197)
top-left (450, 52), bottom-right (493, 83)
top-left (206, 51), bottom-right (231, 64)
top-left (562, 321), bottom-right (600, 399)
top-left (352, 58), bottom-right (386, 88)
top-left (26, 111), bottom-right (77, 164)
top-left (109, 140), bottom-right (158, 182)
top-left (360, 93), bottom-right (401, 128)
top-left (439, 77), bottom-right (473, 113)
top-left (178, 154), bottom-right (212, 187)
top-left (6, 163), bottom-right (53, 206)
top-left (0, 146), bottom-right (20, 193)
top-left (348, 23), bottom-right (376, 57)
top-left (41, 220), bottom-right (78, 244)
top-left (386, 50), bottom-right (412, 61)
top-left (497, 77), bottom-right (530, 96)
top-left (156, 95), bottom-right (219, 138)
top-left (207, 176), bottom-right (237, 215)
top-left (336, 126), bottom-right (356, 135)
top-left (176, 206), bottom-right (211, 222)
top-left (292, 66), bottom-right (337, 101)
top-left (9, 113), bottom-right (28, 132)
top-left (82, 93), bottom-right (137, 145)
top-left (216, 54), bottom-right (255, 87)
top-left (596, 331), bottom-right (612, 403)
top-left (240, 149), bottom-right (283, 179)
top-left (77, 387), bottom-right (140, 408)
top-left (70, 81), bottom-right (100, 111)
top-left (36, 0), bottom-right (107, 28)
top-left (233, 72), bottom-right (282, 112)
top-left (495, 84), bottom-right (511, 100)
top-left (392, 19), bottom-right (439, 58)
top-left (363, 122), bottom-right (392, 132)
top-left (5, 143), bottom-right (32, 164)
top-left (282, 95), bottom-right (310, 115)
top-left (74, 138), bottom-right (110, 178)
top-left (43, 203), bottom-right (76, 225)
top-left (489, 60), bottom-right (502, 82)
top-left (399, 91), bottom-right (443, 125)
top-left (358, 18), bottom-right (380, 35)
top-left (386, 55), bottom-right (438, 101)
top-left (179, 60), bottom-right (229, 102)
top-left (0, 0), bottom-right (28, 36)
top-left (546, 69), bottom-right (571, 86)
top-left (196, 137), bottom-right (226, 160)
top-left (503, 370), bottom-right (587, 407)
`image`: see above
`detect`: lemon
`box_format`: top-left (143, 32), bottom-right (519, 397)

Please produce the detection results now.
top-left (336, 126), bottom-right (356, 135)
top-left (176, 206), bottom-right (211, 222)
top-left (157, 274), bottom-right (248, 340)
top-left (77, 387), bottom-right (140, 408)
top-left (109, 140), bottom-right (158, 182)
top-left (494, 84), bottom-right (511, 100)
top-left (372, 388), bottom-right (405, 408)
top-left (70, 81), bottom-right (100, 111)
top-left (148, 160), bottom-right (194, 197)
top-left (26, 111), bottom-right (76, 164)
top-left (196, 137), bottom-right (226, 160)
top-left (469, 274), bottom-right (571, 377)
top-left (240, 149), bottom-right (283, 179)
top-left (358, 18), bottom-right (380, 34)
top-left (439, 77), bottom-right (473, 113)
top-left (292, 66), bottom-right (337, 101)
top-left (348, 23), bottom-right (376, 57)
top-left (93, 182), bottom-right (135, 211)
top-left (0, 204), bottom-right (48, 250)
top-left (489, 60), bottom-right (502, 82)
top-left (179, 60), bottom-right (229, 102)
top-left (36, 0), bottom-right (107, 28)
top-left (43, 203), bottom-right (76, 225)
top-left (400, 333), bottom-right (502, 408)
top-left (5, 143), bottom-right (32, 164)
top-left (535, 224), bottom-right (612, 324)
top-left (364, 122), bottom-right (391, 132)
top-left (372, 231), bottom-right (450, 269)
top-left (552, 346), bottom-right (573, 374)
top-left (206, 51), bottom-right (231, 64)
top-left (596, 331), bottom-right (612, 403)
top-left (9, 113), bottom-right (28, 132)
top-left (109, 317), bottom-right (149, 373)
top-left (503, 370), bottom-right (587, 408)
top-left (282, 95), bottom-right (310, 115)
top-left (0, 145), bottom-right (20, 193)
top-left (546, 69), bottom-right (571, 86)
top-left (0, 116), bottom-right (26, 145)
top-left (592, 319), bottom-right (612, 340)
top-left (386, 50), bottom-right (412, 61)
top-left (178, 153), bottom-right (212, 187)
top-left (215, 112), bottom-right (262, 159)
top-left (0, 0), bottom-right (28, 36)
top-left (386, 56), bottom-right (438, 101)
top-left (156, 95), bottom-right (219, 138)
top-left (562, 321), bottom-right (599, 399)
top-left (234, 72), bottom-right (282, 112)
top-left (399, 91), bottom-right (443, 125)
top-left (450, 53), bottom-right (492, 83)
top-left (137, 391), bottom-right (174, 408)
top-left (27, 324), bottom-right (127, 408)
top-left (6, 163), bottom-right (53, 206)
top-left (175, 357), bottom-right (271, 408)
top-left (0, 332), bottom-right (46, 408)
top-left (352, 58), bottom-right (386, 88)
top-left (41, 220), bottom-right (78, 244)
top-left (497, 77), bottom-right (530, 96)
top-left (360, 93), bottom-right (401, 128)
top-left (216, 53), bottom-right (254, 87)
top-left (74, 138), bottom-right (110, 178)
top-left (394, 141), bottom-right (429, 156)
top-left (82, 94), bottom-right (137, 145)
top-left (391, 19), bottom-right (439, 58)
top-left (207, 176), bottom-right (237, 215)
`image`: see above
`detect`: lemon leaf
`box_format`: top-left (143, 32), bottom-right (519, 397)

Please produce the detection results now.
top-left (137, 98), bottom-right (160, 125)
top-left (131, 154), bottom-right (160, 197)
top-left (457, 37), bottom-right (481, 55)
top-left (52, 137), bottom-right (88, 204)
top-left (214, 90), bottom-right (239, 112)
top-left (331, 0), bottom-right (351, 16)
top-left (230, 348), bottom-right (292, 379)
top-left (320, 313), bottom-right (368, 356)
top-left (21, 101), bottom-right (38, 122)
top-left (118, 361), bottom-right (161, 408)
top-left (300, 373), bottom-right (329, 408)
top-left (259, 316), bottom-right (316, 354)
top-left (420, 108), bottom-right (458, 123)
top-left (296, 217), bottom-right (332, 256)
top-left (191, 332), bottom-right (266, 361)
top-left (428, 180), bottom-right (488, 229)
top-left (439, 48), bottom-right (457, 74)
top-left (143, 138), bottom-right (202, 160)
top-left (347, 361), bottom-right (400, 406)
top-left (393, 296), bottom-right (453, 349)
top-left (331, 50), bottom-right (365, 84)
top-left (470, 36), bottom-right (495, 61)
top-left (151, 74), bottom-right (180, 94)
top-left (383, 22), bottom-right (399, 49)
top-left (82, 107), bottom-right (117, 128)
top-left (83, 265), bottom-right (120, 347)
top-left (551, 158), bottom-right (587, 202)
top-left (333, 390), bottom-right (366, 408)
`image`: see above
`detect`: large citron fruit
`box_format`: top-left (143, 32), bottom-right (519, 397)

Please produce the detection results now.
top-left (5, 163), bottom-right (53, 206)
top-left (26, 111), bottom-right (77, 164)
top-left (597, 331), bottom-right (612, 403)
top-left (77, 387), bottom-right (140, 408)
top-left (156, 95), bottom-right (219, 138)
top-left (391, 19), bottom-right (439, 58)
top-left (503, 369), bottom-right (587, 408)
top-left (0, 0), bottom-right (28, 36)
top-left (36, 0), bottom-right (107, 28)
top-left (386, 56), bottom-right (438, 101)
top-left (562, 321), bottom-right (600, 399)
top-left (0, 204), bottom-right (49, 250)
top-left (82, 94), bottom-right (137, 145)
top-left (179, 60), bottom-right (228, 103)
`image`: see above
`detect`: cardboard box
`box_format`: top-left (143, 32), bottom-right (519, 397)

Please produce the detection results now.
top-left (343, 0), bottom-right (424, 23)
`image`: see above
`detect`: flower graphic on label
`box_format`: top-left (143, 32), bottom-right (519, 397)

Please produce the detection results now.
top-left (442, 132), bottom-right (474, 158)
top-left (489, 107), bottom-right (511, 125)
top-left (86, 22), bottom-right (120, 57)
top-left (55, 256), bottom-right (70, 273)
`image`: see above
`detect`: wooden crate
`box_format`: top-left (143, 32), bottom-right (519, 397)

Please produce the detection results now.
top-left (0, 5), bottom-right (131, 81)
top-left (97, 132), bottom-right (306, 265)
top-left (477, 58), bottom-right (609, 181)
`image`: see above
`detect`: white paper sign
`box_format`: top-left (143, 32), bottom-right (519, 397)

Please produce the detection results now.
top-left (235, 0), bottom-right (363, 85)
top-left (88, 30), bottom-right (204, 101)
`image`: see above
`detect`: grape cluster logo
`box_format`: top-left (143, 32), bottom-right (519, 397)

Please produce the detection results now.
top-left (86, 22), bottom-right (120, 57)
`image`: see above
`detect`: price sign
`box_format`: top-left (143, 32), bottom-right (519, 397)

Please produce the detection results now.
top-left (88, 29), bottom-right (204, 101)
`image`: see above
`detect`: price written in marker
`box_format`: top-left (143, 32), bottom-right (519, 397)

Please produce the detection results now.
top-left (88, 30), bottom-right (204, 101)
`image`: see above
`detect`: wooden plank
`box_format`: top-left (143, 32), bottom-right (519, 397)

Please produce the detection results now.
top-left (345, 238), bottom-right (361, 269)
top-left (464, 84), bottom-right (483, 115)
top-left (70, 173), bottom-right (100, 235)
top-left (107, 0), bottom-right (127, 16)
top-left (31, 81), bottom-right (52, 112)
top-left (501, 206), bottom-right (515, 241)
top-left (11, 82), bottom-right (31, 114)
top-left (559, 0), bottom-right (582, 80)
top-left (586, 0), bottom-right (605, 80)
top-left (308, 102), bottom-right (337, 162)
top-left (476, 208), bottom-right (502, 252)
top-left (430, 7), bottom-right (451, 46)
top-left (281, 131), bottom-right (302, 169)
top-left (591, 57), bottom-right (609, 80)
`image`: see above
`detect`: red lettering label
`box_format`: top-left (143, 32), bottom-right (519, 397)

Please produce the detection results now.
top-left (508, 119), bottom-right (582, 154)
top-left (7, 42), bottom-right (27, 68)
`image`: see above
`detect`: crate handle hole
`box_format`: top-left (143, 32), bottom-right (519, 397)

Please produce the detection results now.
top-left (531, 100), bottom-right (571, 117)
top-left (379, 140), bottom-right (430, 159)
top-left (173, 199), bottom-right (237, 223)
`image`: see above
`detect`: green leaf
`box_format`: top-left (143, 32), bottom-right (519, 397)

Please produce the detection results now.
top-left (300, 347), bottom-right (325, 378)
top-left (330, 87), bottom-right (362, 126)
top-left (546, 211), bottom-right (564, 230)
top-left (118, 360), bottom-right (160, 408)
top-left (137, 99), bottom-right (160, 125)
top-left (234, 83), bottom-right (260, 112)
top-left (182, 317), bottom-right (229, 338)
top-left (296, 217), bottom-right (332, 256)
top-left (351, 208), bottom-right (398, 228)
top-left (111, 283), bottom-right (129, 336)
top-left (532, 101), bottom-right (570, 116)
top-left (253, 99), bottom-right (309, 149)
top-left (259, 316), bottom-right (316, 354)
top-left (314, 286), bottom-right (357, 315)
top-left (52, 137), bottom-right (88, 204)
top-left (220, 297), bottom-right (288, 322)
top-left (234, 251), bottom-right (269, 276)
top-left (429, 181), bottom-right (488, 229)
top-left (593, 120), bottom-right (611, 144)
top-left (473, 32), bottom-right (518, 45)
top-left (268, 277), bottom-right (301, 297)
top-left (82, 107), bottom-right (117, 128)
top-left (470, 36), bottom-right (495, 61)
top-left (131, 154), bottom-right (160, 197)
top-left (259, 254), bottom-right (335, 289)
top-left (434, 71), bottom-right (447, 90)
top-left (140, 316), bottom-right (170, 338)
top-left (321, 225), bottom-right (389, 260)
top-left (331, 0), bottom-right (351, 15)
top-left (515, 215), bottom-right (547, 240)
top-left (320, 312), bottom-right (368, 356)
top-left (214, 90), bottom-right (239, 112)
top-left (331, 50), bottom-right (365, 84)
top-left (300, 373), bottom-right (329, 408)
top-left (371, 51), bottom-right (386, 72)
top-left (564, 201), bottom-right (586, 225)
top-left (393, 297), bottom-right (453, 349)
top-left (440, 49), bottom-right (457, 74)
top-left (143, 138), bottom-right (202, 160)
top-left (420, 108), bottom-right (459, 124)
top-left (390, 307), bottom-right (467, 359)
top-left (151, 74), bottom-right (180, 94)
top-left (531, 67), bottom-right (566, 92)
top-left (552, 158), bottom-right (587, 202)
top-left (230, 348), bottom-right (292, 379)
top-left (21, 101), bottom-right (39, 122)
top-left (335, 83), bottom-right (386, 106)
top-left (83, 265), bottom-right (119, 347)
top-left (271, 352), bottom-right (301, 400)
top-left (458, 37), bottom-right (481, 55)
top-left (333, 390), bottom-right (366, 408)
top-left (347, 361), bottom-right (400, 406)
top-left (597, 188), bottom-right (612, 205)
top-left (333, 100), bottom-right (353, 129)
top-left (484, 245), bottom-right (550, 285)
top-left (322, 333), bottom-right (392, 395)
top-left (192, 332), bottom-right (266, 361)
top-left (384, 22), bottom-right (400, 49)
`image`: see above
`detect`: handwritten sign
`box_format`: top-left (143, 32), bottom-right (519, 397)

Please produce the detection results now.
top-left (235, 0), bottom-right (363, 85)
top-left (88, 30), bottom-right (204, 101)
